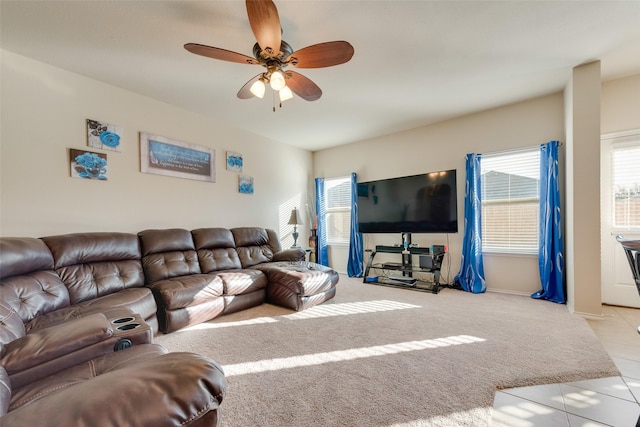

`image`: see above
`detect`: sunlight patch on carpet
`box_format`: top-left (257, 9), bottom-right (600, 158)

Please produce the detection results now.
top-left (180, 316), bottom-right (279, 330)
top-left (223, 335), bottom-right (486, 377)
top-left (389, 407), bottom-right (492, 427)
top-left (179, 300), bottom-right (420, 331)
top-left (283, 299), bottom-right (420, 320)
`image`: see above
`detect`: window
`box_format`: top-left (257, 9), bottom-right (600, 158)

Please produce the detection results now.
top-left (612, 142), bottom-right (640, 229)
top-left (323, 176), bottom-right (351, 245)
top-left (481, 148), bottom-right (540, 253)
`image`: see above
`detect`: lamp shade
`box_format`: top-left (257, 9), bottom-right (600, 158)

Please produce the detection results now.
top-left (279, 86), bottom-right (293, 102)
top-left (249, 79), bottom-right (265, 98)
top-left (269, 70), bottom-right (286, 91)
top-left (288, 208), bottom-right (304, 225)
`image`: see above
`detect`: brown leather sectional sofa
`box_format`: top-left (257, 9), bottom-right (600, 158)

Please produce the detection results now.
top-left (0, 226), bottom-right (339, 426)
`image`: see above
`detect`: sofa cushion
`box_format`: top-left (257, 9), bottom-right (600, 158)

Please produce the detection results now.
top-left (1, 271), bottom-right (70, 325)
top-left (231, 227), bottom-right (275, 268)
top-left (138, 228), bottom-right (195, 255)
top-left (192, 228), bottom-right (242, 272)
top-left (214, 270), bottom-right (268, 295)
top-left (41, 233), bottom-right (141, 269)
top-left (0, 238), bottom-right (55, 279)
top-left (41, 233), bottom-right (145, 305)
top-left (142, 251), bottom-right (201, 283)
top-left (148, 275), bottom-right (223, 310)
top-left (0, 301), bottom-right (26, 357)
top-left (0, 238), bottom-right (70, 323)
top-left (139, 229), bottom-right (201, 282)
top-left (23, 288), bottom-right (156, 335)
top-left (55, 260), bottom-right (144, 305)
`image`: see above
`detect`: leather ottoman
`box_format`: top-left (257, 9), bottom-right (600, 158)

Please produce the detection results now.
top-left (253, 262), bottom-right (339, 311)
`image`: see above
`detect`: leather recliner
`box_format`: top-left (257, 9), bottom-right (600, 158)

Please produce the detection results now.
top-left (0, 301), bottom-right (227, 426)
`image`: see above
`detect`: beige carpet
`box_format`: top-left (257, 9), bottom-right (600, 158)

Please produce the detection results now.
top-left (155, 275), bottom-right (619, 426)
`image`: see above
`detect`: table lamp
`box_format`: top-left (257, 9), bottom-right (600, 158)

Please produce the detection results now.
top-left (288, 207), bottom-right (304, 247)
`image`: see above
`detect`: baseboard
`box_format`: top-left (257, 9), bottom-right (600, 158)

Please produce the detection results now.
top-left (572, 311), bottom-right (609, 320)
top-left (486, 288), bottom-right (531, 297)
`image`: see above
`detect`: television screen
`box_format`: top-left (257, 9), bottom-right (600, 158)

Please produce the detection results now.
top-left (357, 169), bottom-right (458, 234)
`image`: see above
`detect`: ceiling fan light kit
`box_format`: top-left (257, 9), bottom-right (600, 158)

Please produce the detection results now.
top-left (249, 79), bottom-right (266, 98)
top-left (269, 70), bottom-right (286, 91)
top-left (279, 86), bottom-right (293, 102)
top-left (184, 0), bottom-right (354, 110)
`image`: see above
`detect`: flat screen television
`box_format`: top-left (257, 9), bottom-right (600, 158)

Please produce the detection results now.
top-left (357, 169), bottom-right (458, 234)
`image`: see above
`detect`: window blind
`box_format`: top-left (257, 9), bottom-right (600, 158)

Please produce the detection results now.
top-left (481, 148), bottom-right (540, 253)
top-left (612, 143), bottom-right (640, 229)
top-left (324, 177), bottom-right (352, 245)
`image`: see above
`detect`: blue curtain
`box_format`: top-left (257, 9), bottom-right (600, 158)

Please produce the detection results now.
top-left (532, 141), bottom-right (565, 303)
top-left (347, 172), bottom-right (364, 277)
top-left (454, 153), bottom-right (486, 293)
top-left (315, 177), bottom-right (329, 266)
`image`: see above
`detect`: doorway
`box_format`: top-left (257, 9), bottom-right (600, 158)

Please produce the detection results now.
top-left (601, 130), bottom-right (640, 308)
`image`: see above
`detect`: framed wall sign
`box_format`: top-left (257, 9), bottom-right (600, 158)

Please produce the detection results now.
top-left (140, 132), bottom-right (215, 182)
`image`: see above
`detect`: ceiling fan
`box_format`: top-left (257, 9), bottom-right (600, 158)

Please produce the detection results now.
top-left (184, 0), bottom-right (354, 105)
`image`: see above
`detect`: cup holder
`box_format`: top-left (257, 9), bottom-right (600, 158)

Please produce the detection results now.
top-left (112, 317), bottom-right (136, 324)
top-left (116, 323), bottom-right (141, 331)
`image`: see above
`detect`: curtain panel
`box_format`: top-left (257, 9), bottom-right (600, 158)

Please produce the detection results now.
top-left (454, 153), bottom-right (487, 293)
top-left (315, 177), bottom-right (329, 266)
top-left (531, 141), bottom-right (566, 303)
top-left (347, 172), bottom-right (364, 277)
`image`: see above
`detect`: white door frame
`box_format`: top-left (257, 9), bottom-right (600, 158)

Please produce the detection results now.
top-left (601, 129), bottom-right (640, 307)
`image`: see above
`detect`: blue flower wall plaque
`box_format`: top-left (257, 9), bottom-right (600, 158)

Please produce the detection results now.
top-left (226, 151), bottom-right (243, 172)
top-left (238, 175), bottom-right (254, 194)
top-left (87, 119), bottom-right (122, 152)
top-left (70, 149), bottom-right (108, 180)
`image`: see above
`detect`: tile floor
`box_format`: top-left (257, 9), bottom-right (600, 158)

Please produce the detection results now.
top-left (491, 305), bottom-right (640, 426)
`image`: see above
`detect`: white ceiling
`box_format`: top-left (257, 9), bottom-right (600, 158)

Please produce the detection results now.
top-left (2, 1), bottom-right (640, 151)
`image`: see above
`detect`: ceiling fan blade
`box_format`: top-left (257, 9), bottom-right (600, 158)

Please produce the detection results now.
top-left (184, 43), bottom-right (259, 65)
top-left (246, 0), bottom-right (282, 57)
top-left (285, 71), bottom-right (322, 101)
top-left (286, 41), bottom-right (354, 68)
top-left (237, 74), bottom-right (263, 99)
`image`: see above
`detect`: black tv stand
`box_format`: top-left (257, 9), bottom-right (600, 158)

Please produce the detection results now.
top-left (363, 245), bottom-right (445, 294)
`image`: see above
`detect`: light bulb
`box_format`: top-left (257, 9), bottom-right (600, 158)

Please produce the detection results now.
top-left (249, 80), bottom-right (265, 98)
top-left (269, 70), bottom-right (286, 91)
top-left (279, 86), bottom-right (293, 102)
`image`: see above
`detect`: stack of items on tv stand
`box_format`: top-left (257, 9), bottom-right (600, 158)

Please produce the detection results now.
top-left (363, 243), bottom-right (447, 294)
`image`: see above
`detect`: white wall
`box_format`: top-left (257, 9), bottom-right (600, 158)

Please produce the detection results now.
top-left (601, 74), bottom-right (640, 134)
top-left (314, 93), bottom-right (565, 292)
top-left (0, 50), bottom-right (312, 246)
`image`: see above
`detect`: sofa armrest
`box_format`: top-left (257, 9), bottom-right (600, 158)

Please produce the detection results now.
top-left (272, 248), bottom-right (306, 262)
top-left (0, 365), bottom-right (9, 417)
top-left (1, 313), bottom-right (116, 388)
top-left (2, 352), bottom-right (227, 427)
